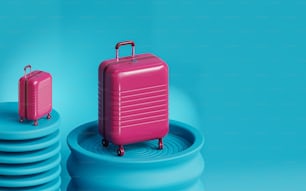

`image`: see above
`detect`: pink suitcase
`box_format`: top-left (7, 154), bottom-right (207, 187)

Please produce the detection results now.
top-left (98, 41), bottom-right (169, 156)
top-left (18, 65), bottom-right (52, 126)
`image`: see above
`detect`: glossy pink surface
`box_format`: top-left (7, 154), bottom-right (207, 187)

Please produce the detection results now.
top-left (19, 70), bottom-right (52, 122)
top-left (99, 53), bottom-right (168, 146)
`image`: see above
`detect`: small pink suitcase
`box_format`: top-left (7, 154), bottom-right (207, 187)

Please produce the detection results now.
top-left (98, 41), bottom-right (169, 156)
top-left (18, 65), bottom-right (52, 126)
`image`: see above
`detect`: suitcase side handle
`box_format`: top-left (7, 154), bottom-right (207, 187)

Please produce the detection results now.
top-left (24, 65), bottom-right (32, 78)
top-left (115, 40), bottom-right (135, 61)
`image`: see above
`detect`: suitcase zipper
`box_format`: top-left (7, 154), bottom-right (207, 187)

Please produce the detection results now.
top-left (24, 71), bottom-right (43, 120)
top-left (102, 64), bottom-right (111, 137)
top-left (24, 78), bottom-right (28, 119)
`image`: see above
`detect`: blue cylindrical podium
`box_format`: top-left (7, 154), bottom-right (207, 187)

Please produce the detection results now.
top-left (67, 120), bottom-right (205, 191)
top-left (0, 102), bottom-right (61, 191)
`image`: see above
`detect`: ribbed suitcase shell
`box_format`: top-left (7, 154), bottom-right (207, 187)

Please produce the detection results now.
top-left (99, 53), bottom-right (169, 155)
top-left (19, 68), bottom-right (52, 126)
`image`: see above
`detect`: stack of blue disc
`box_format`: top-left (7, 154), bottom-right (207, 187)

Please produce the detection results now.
top-left (0, 102), bottom-right (61, 191)
top-left (67, 120), bottom-right (205, 191)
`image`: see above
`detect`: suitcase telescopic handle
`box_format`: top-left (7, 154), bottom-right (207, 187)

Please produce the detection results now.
top-left (115, 40), bottom-right (135, 61)
top-left (24, 65), bottom-right (32, 78)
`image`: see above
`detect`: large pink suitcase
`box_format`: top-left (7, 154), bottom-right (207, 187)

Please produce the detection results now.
top-left (18, 65), bottom-right (52, 126)
top-left (98, 41), bottom-right (169, 156)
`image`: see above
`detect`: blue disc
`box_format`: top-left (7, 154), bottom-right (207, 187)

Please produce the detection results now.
top-left (0, 142), bottom-right (60, 164)
top-left (0, 102), bottom-right (60, 140)
top-left (0, 129), bottom-right (60, 152)
top-left (67, 120), bottom-right (205, 191)
top-left (0, 165), bottom-right (61, 188)
top-left (0, 177), bottom-right (61, 191)
top-left (0, 153), bottom-right (61, 176)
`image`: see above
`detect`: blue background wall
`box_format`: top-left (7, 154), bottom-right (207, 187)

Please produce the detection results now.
top-left (0, 0), bottom-right (306, 190)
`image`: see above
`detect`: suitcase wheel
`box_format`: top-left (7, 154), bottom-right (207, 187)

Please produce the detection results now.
top-left (47, 113), bottom-right (51, 120)
top-left (117, 146), bottom-right (124, 156)
top-left (158, 138), bottom-right (163, 150)
top-left (102, 139), bottom-right (109, 147)
top-left (33, 120), bottom-right (38, 126)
